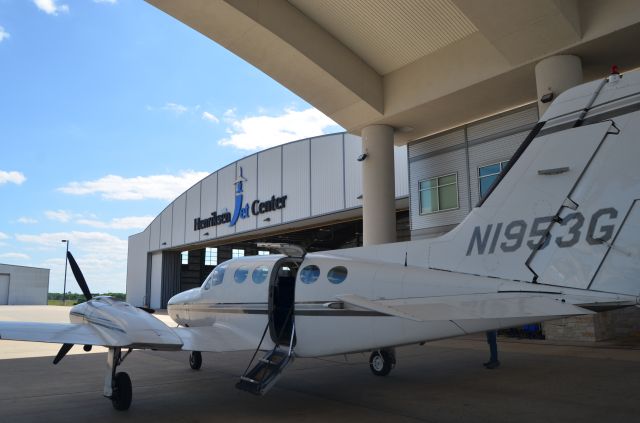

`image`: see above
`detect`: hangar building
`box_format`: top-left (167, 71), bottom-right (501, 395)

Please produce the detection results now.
top-left (0, 264), bottom-right (49, 305)
top-left (129, 0), bottom-right (640, 340)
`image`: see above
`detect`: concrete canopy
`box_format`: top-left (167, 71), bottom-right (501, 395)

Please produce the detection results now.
top-left (147, 0), bottom-right (640, 144)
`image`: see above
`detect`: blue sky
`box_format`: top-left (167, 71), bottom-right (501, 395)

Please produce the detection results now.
top-left (0, 0), bottom-right (341, 293)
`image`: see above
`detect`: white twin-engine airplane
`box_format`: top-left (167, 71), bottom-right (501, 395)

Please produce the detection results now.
top-left (2, 68), bottom-right (640, 411)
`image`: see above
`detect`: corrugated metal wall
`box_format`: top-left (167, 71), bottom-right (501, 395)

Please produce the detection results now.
top-left (409, 104), bottom-right (538, 236)
top-left (142, 133), bottom-right (409, 252)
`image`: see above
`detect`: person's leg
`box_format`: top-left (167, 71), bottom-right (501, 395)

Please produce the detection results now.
top-left (484, 330), bottom-right (500, 368)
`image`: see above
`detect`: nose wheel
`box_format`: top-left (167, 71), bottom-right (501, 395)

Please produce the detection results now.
top-left (189, 351), bottom-right (202, 370)
top-left (104, 347), bottom-right (133, 411)
top-left (369, 349), bottom-right (396, 376)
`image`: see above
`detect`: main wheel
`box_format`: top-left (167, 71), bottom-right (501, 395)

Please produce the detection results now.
top-left (369, 350), bottom-right (395, 376)
top-left (189, 351), bottom-right (202, 370)
top-left (111, 372), bottom-right (132, 411)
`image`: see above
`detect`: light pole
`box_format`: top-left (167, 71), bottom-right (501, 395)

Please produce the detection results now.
top-left (61, 239), bottom-right (69, 306)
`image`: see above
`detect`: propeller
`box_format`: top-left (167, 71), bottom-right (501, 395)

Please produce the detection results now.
top-left (52, 251), bottom-right (154, 365)
top-left (66, 251), bottom-right (92, 302)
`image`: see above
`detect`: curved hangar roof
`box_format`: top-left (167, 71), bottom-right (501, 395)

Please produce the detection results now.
top-left (135, 133), bottom-right (408, 252)
top-left (147, 0), bottom-right (640, 144)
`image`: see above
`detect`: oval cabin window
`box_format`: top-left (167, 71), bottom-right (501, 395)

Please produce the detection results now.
top-left (252, 266), bottom-right (269, 284)
top-left (327, 266), bottom-right (348, 284)
top-left (234, 266), bottom-right (249, 283)
top-left (300, 265), bottom-right (320, 284)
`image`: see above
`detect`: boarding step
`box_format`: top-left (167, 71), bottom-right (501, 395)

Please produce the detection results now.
top-left (236, 347), bottom-right (294, 396)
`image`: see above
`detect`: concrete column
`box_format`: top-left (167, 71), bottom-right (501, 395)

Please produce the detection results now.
top-left (535, 55), bottom-right (583, 116)
top-left (361, 124), bottom-right (396, 246)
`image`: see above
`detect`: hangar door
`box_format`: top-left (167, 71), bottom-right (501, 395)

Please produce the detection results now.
top-left (0, 274), bottom-right (9, 305)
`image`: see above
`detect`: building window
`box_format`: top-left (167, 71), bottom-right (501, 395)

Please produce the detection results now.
top-left (205, 247), bottom-right (218, 266)
top-left (258, 250), bottom-right (270, 256)
top-left (181, 251), bottom-right (188, 265)
top-left (479, 161), bottom-right (509, 198)
top-left (232, 248), bottom-right (245, 258)
top-left (419, 173), bottom-right (459, 214)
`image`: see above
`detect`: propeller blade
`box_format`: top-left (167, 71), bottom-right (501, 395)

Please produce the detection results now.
top-left (137, 306), bottom-right (155, 314)
top-left (66, 251), bottom-right (92, 301)
top-left (53, 343), bottom-right (74, 365)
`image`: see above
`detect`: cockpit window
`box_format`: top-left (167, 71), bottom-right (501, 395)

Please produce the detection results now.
top-left (202, 275), bottom-right (212, 290)
top-left (212, 264), bottom-right (227, 286)
top-left (327, 266), bottom-right (348, 284)
top-left (252, 266), bottom-right (269, 284)
top-left (234, 266), bottom-right (249, 283)
top-left (300, 265), bottom-right (320, 284)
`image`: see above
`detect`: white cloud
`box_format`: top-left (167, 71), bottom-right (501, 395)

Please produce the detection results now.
top-left (58, 170), bottom-right (208, 200)
top-left (17, 231), bottom-right (128, 292)
top-left (0, 232), bottom-right (9, 240)
top-left (218, 107), bottom-right (340, 151)
top-left (77, 215), bottom-right (154, 230)
top-left (162, 102), bottom-right (188, 115)
top-left (0, 170), bottom-right (26, 185)
top-left (0, 252), bottom-right (30, 261)
top-left (45, 209), bottom-right (73, 223)
top-left (33, 0), bottom-right (69, 15)
top-left (17, 217), bottom-right (38, 224)
top-left (0, 26), bottom-right (10, 43)
top-left (201, 111), bottom-right (219, 123)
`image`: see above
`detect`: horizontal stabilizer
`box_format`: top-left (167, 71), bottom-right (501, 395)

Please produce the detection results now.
top-left (337, 293), bottom-right (592, 322)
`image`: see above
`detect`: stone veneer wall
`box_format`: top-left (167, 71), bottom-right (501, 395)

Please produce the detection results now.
top-left (542, 307), bottom-right (640, 342)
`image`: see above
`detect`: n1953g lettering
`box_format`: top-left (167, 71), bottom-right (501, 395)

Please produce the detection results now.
top-left (466, 207), bottom-right (618, 256)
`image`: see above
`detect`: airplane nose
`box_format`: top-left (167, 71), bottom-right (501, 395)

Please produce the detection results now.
top-left (167, 288), bottom-right (201, 306)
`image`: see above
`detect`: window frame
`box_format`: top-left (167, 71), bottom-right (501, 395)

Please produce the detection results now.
top-left (232, 248), bottom-right (245, 259)
top-left (204, 247), bottom-right (218, 266)
top-left (418, 172), bottom-right (460, 215)
top-left (180, 251), bottom-right (189, 265)
top-left (478, 160), bottom-right (509, 198)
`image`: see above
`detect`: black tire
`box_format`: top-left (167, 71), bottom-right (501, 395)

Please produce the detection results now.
top-left (111, 372), bottom-right (132, 411)
top-left (369, 350), bottom-right (395, 376)
top-left (189, 351), bottom-right (202, 370)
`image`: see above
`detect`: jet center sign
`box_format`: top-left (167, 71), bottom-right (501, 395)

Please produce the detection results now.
top-left (193, 167), bottom-right (287, 231)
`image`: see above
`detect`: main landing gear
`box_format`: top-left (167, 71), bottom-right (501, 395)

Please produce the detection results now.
top-left (189, 351), bottom-right (202, 370)
top-left (104, 347), bottom-right (133, 411)
top-left (369, 348), bottom-right (396, 376)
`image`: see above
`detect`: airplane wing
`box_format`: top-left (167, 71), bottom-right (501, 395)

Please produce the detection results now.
top-left (336, 293), bottom-right (593, 322)
top-left (0, 320), bottom-right (258, 353)
top-left (0, 321), bottom-right (126, 346)
top-left (173, 324), bottom-right (259, 352)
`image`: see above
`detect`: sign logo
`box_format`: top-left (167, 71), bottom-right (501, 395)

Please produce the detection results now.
top-left (193, 166), bottom-right (288, 231)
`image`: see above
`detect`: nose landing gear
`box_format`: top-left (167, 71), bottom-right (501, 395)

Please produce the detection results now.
top-left (104, 347), bottom-right (133, 411)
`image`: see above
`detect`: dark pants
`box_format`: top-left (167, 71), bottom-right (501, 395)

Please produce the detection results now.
top-left (486, 330), bottom-right (498, 363)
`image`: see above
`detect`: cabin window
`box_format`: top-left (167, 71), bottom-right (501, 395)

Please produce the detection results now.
top-left (479, 160), bottom-right (509, 197)
top-left (252, 266), bottom-right (269, 284)
top-left (211, 264), bottom-right (227, 286)
top-left (419, 173), bottom-right (459, 214)
top-left (327, 266), bottom-right (348, 284)
top-left (234, 266), bottom-right (249, 283)
top-left (205, 247), bottom-right (218, 266)
top-left (300, 265), bottom-right (320, 284)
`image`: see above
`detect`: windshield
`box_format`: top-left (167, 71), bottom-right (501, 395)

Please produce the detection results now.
top-left (201, 263), bottom-right (228, 290)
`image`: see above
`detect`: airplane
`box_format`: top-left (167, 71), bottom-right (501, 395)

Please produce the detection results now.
top-left (1, 67), bottom-right (639, 411)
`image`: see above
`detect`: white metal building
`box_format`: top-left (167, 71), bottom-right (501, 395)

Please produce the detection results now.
top-left (127, 133), bottom-right (409, 308)
top-left (0, 264), bottom-right (49, 305)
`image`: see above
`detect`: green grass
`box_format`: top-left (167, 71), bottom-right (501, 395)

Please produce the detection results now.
top-left (47, 300), bottom-right (77, 306)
